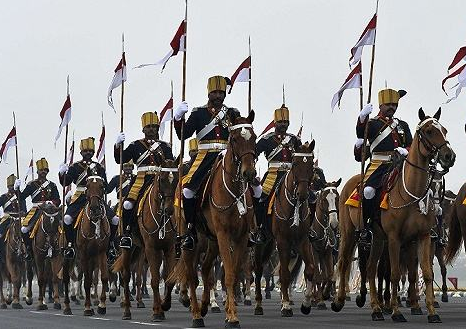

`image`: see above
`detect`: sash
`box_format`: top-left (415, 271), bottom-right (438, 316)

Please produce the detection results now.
top-left (31, 180), bottom-right (51, 200)
top-left (369, 119), bottom-right (399, 153)
top-left (75, 164), bottom-right (89, 187)
top-left (267, 135), bottom-right (291, 162)
top-left (196, 106), bottom-right (227, 141)
top-left (118, 178), bottom-right (131, 193)
top-left (3, 195), bottom-right (17, 210)
top-left (136, 141), bottom-right (161, 167)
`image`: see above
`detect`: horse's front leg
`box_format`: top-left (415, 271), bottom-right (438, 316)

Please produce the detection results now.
top-left (26, 259), bottom-right (33, 306)
top-left (83, 261), bottom-right (94, 316)
top-left (36, 256), bottom-right (47, 310)
top-left (253, 244), bottom-right (265, 315)
top-left (387, 235), bottom-right (405, 322)
top-left (436, 246), bottom-right (448, 303)
top-left (367, 232), bottom-right (385, 321)
top-left (145, 246), bottom-right (164, 321)
top-left (277, 238), bottom-right (293, 317)
top-left (406, 244), bottom-right (421, 314)
top-left (135, 253), bottom-right (144, 308)
top-left (200, 244), bottom-right (218, 317)
top-left (98, 250), bottom-right (108, 315)
top-left (161, 244), bottom-right (176, 312)
top-left (297, 237), bottom-right (314, 314)
top-left (62, 260), bottom-right (72, 315)
top-left (52, 258), bottom-right (62, 310)
top-left (420, 234), bottom-right (441, 323)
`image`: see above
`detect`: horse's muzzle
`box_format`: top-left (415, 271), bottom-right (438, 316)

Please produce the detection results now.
top-left (439, 146), bottom-right (456, 169)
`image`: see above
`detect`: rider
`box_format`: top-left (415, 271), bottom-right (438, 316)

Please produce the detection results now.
top-left (59, 137), bottom-right (119, 260)
top-left (15, 158), bottom-right (61, 261)
top-left (254, 104), bottom-right (302, 242)
top-left (0, 174), bottom-right (26, 262)
top-left (114, 112), bottom-right (174, 249)
top-left (173, 75), bottom-right (257, 250)
top-left (107, 161), bottom-right (136, 201)
top-left (353, 88), bottom-right (412, 247)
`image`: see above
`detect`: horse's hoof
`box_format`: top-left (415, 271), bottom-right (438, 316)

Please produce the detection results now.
top-left (391, 313), bottom-right (407, 322)
top-left (382, 307), bottom-right (392, 315)
top-left (411, 307), bottom-right (423, 315)
top-left (6, 298), bottom-right (12, 305)
top-left (300, 303), bottom-right (311, 315)
top-left (63, 308), bottom-right (72, 315)
top-left (0, 303), bottom-right (7, 309)
top-left (265, 291), bottom-right (271, 299)
top-left (142, 293), bottom-right (150, 299)
top-left (179, 296), bottom-right (190, 308)
top-left (371, 311), bottom-right (385, 321)
top-left (211, 306), bottom-right (221, 313)
top-left (54, 303), bottom-right (62, 310)
top-left (48, 297), bottom-right (54, 304)
top-left (122, 311), bottom-right (132, 320)
top-left (109, 294), bottom-right (116, 303)
top-left (83, 309), bottom-right (94, 316)
top-left (137, 301), bottom-right (145, 308)
top-left (428, 314), bottom-right (442, 323)
top-left (433, 301), bottom-right (440, 308)
top-left (225, 320), bottom-right (240, 328)
top-left (12, 303), bottom-right (23, 309)
top-left (289, 300), bottom-right (294, 306)
top-left (401, 296), bottom-right (406, 301)
top-left (311, 300), bottom-right (318, 308)
top-left (70, 295), bottom-right (77, 302)
top-left (243, 299), bottom-right (251, 306)
top-left (152, 312), bottom-right (165, 322)
top-left (281, 308), bottom-right (293, 317)
top-left (161, 300), bottom-right (171, 312)
top-left (441, 294), bottom-right (448, 303)
top-left (322, 293), bottom-right (330, 301)
top-left (331, 301), bottom-right (343, 313)
top-left (97, 306), bottom-right (106, 315)
top-left (26, 298), bottom-right (33, 306)
top-left (192, 318), bottom-right (205, 328)
top-left (36, 304), bottom-right (48, 311)
top-left (355, 294), bottom-right (366, 308)
top-left (345, 296), bottom-right (351, 301)
top-left (317, 302), bottom-right (327, 310)
top-left (254, 306), bottom-right (263, 315)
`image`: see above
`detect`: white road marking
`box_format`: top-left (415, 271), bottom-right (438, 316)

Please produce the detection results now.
top-left (130, 321), bottom-right (161, 326)
top-left (90, 316), bottom-right (111, 321)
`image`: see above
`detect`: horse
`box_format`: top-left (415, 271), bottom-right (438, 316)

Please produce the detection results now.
top-left (113, 157), bottom-right (179, 321)
top-left (270, 141), bottom-right (316, 317)
top-left (309, 179), bottom-right (341, 309)
top-left (168, 110), bottom-right (257, 328)
top-left (445, 182), bottom-right (466, 270)
top-left (332, 108), bottom-right (456, 323)
top-left (63, 173), bottom-right (110, 316)
top-left (31, 202), bottom-right (63, 310)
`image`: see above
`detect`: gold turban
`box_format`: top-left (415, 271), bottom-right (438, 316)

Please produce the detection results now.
top-left (207, 76), bottom-right (227, 94)
top-left (141, 112), bottom-right (159, 128)
top-left (7, 174), bottom-right (16, 187)
top-left (378, 89), bottom-right (400, 105)
top-left (36, 158), bottom-right (49, 171)
top-left (80, 137), bottom-right (95, 151)
top-left (274, 104), bottom-right (289, 122)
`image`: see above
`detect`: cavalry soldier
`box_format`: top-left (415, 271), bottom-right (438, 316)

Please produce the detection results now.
top-left (254, 104), bottom-right (302, 242)
top-left (59, 137), bottom-right (119, 259)
top-left (353, 88), bottom-right (412, 246)
top-left (15, 158), bottom-right (61, 260)
top-left (107, 161), bottom-right (136, 200)
top-left (0, 174), bottom-right (26, 262)
top-left (173, 75), bottom-right (258, 250)
top-left (114, 112), bottom-right (174, 249)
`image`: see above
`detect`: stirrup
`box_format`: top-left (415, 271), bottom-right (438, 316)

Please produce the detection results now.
top-left (358, 228), bottom-right (372, 250)
top-left (181, 234), bottom-right (195, 251)
top-left (175, 236), bottom-right (182, 259)
top-left (64, 243), bottom-right (75, 260)
top-left (247, 232), bottom-right (257, 247)
top-left (120, 236), bottom-right (132, 249)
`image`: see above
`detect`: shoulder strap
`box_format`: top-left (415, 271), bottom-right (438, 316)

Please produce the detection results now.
top-left (196, 106), bottom-right (228, 141)
top-left (136, 141), bottom-right (161, 167)
top-left (3, 195), bottom-right (17, 210)
top-left (369, 119), bottom-right (399, 153)
top-left (267, 135), bottom-right (292, 162)
top-left (31, 180), bottom-right (51, 199)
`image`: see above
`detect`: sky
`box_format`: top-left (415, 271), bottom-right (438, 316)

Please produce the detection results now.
top-left (0, 0), bottom-right (465, 277)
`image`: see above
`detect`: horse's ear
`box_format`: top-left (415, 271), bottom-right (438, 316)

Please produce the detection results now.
top-left (335, 178), bottom-right (342, 187)
top-left (175, 154), bottom-right (181, 167)
top-left (228, 108), bottom-right (240, 123)
top-left (309, 139), bottom-right (315, 152)
top-left (434, 107), bottom-right (441, 120)
top-left (418, 108), bottom-right (426, 121)
top-left (247, 110), bottom-right (255, 123)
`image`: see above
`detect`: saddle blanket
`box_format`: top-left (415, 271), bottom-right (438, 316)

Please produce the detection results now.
top-left (345, 187), bottom-right (388, 210)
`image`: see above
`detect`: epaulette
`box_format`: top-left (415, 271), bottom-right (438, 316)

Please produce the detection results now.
top-left (191, 104), bottom-right (208, 112)
top-left (261, 131), bottom-right (275, 140)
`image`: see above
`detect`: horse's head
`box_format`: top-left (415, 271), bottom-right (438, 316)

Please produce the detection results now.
top-left (38, 202), bottom-right (61, 234)
top-left (157, 157), bottom-right (179, 217)
top-left (291, 141), bottom-right (315, 202)
top-left (318, 178), bottom-right (341, 230)
top-left (227, 110), bottom-right (257, 183)
top-left (86, 175), bottom-right (105, 218)
top-left (416, 108), bottom-right (456, 170)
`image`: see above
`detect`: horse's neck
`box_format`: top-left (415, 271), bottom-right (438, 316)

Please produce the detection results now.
top-left (279, 170), bottom-right (294, 216)
top-left (403, 137), bottom-right (430, 197)
top-left (221, 149), bottom-right (240, 189)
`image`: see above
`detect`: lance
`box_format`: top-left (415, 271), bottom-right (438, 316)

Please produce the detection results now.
top-left (357, 0), bottom-right (379, 233)
top-left (282, 83), bottom-right (286, 106)
top-left (248, 36), bottom-right (252, 114)
top-left (60, 75), bottom-right (70, 248)
top-left (12, 112), bottom-right (21, 216)
top-left (170, 80), bottom-right (174, 146)
top-left (118, 33), bottom-right (125, 235)
top-left (101, 111), bottom-right (107, 204)
top-left (31, 148), bottom-right (35, 181)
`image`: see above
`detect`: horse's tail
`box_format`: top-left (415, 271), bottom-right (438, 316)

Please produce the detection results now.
top-left (167, 257), bottom-right (187, 286)
top-left (112, 247), bottom-right (140, 274)
top-left (445, 205), bottom-right (463, 264)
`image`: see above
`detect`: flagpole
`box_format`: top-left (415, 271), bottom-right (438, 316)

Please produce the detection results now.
top-left (61, 76), bottom-right (70, 249)
top-left (248, 36), bottom-right (252, 114)
top-left (12, 112), bottom-right (21, 216)
top-left (101, 111), bottom-right (108, 204)
top-left (170, 80), bottom-right (174, 146)
top-left (31, 148), bottom-right (34, 181)
top-left (282, 84), bottom-right (286, 105)
top-left (118, 34), bottom-right (125, 235)
top-left (177, 0), bottom-right (188, 221)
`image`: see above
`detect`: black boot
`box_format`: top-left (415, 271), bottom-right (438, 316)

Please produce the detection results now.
top-left (22, 232), bottom-right (33, 261)
top-left (253, 197), bottom-right (267, 245)
top-left (63, 223), bottom-right (76, 259)
top-left (181, 197), bottom-right (197, 251)
top-left (119, 208), bottom-right (133, 249)
top-left (359, 197), bottom-right (374, 250)
top-left (107, 224), bottom-right (118, 262)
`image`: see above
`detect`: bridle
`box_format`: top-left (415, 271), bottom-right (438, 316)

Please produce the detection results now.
top-left (310, 187), bottom-right (338, 249)
top-left (7, 216), bottom-right (22, 256)
top-left (82, 175), bottom-right (108, 240)
top-left (35, 206), bottom-right (61, 256)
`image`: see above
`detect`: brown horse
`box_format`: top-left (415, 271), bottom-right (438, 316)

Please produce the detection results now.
top-left (4, 214), bottom-right (25, 309)
top-left (32, 202), bottom-right (63, 311)
top-left (114, 157), bottom-right (179, 321)
top-left (445, 182), bottom-right (466, 268)
top-left (64, 174), bottom-right (110, 316)
top-left (309, 179), bottom-right (340, 309)
top-left (270, 141), bottom-right (316, 317)
top-left (333, 108), bottom-right (456, 323)
top-left (169, 110), bottom-right (256, 328)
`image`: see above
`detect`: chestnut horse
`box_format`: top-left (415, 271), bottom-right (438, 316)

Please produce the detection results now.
top-left (32, 203), bottom-right (63, 311)
top-left (169, 110), bottom-right (257, 328)
top-left (333, 108), bottom-right (455, 323)
top-left (445, 182), bottom-right (466, 268)
top-left (4, 214), bottom-right (25, 309)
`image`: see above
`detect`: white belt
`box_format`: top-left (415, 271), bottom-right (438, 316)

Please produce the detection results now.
top-left (76, 186), bottom-right (86, 192)
top-left (371, 154), bottom-right (391, 162)
top-left (269, 162), bottom-right (292, 170)
top-left (32, 201), bottom-right (54, 207)
top-left (138, 165), bottom-right (161, 173)
top-left (198, 143), bottom-right (228, 151)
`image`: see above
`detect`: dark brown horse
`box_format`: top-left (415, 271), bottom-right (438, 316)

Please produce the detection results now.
top-left (32, 203), bottom-right (63, 311)
top-left (4, 214), bottom-right (25, 309)
top-left (333, 108), bottom-right (455, 323)
top-left (445, 182), bottom-right (466, 268)
top-left (169, 110), bottom-right (257, 328)
top-left (114, 157), bottom-right (179, 321)
top-left (271, 141), bottom-right (316, 317)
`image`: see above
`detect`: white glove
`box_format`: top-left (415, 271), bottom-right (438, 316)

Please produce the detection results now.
top-left (65, 190), bottom-right (73, 204)
top-left (174, 101), bottom-right (189, 121)
top-left (115, 132), bottom-right (125, 145)
top-left (355, 138), bottom-right (364, 149)
top-left (395, 147), bottom-right (408, 157)
top-left (59, 163), bottom-right (69, 175)
top-left (359, 103), bottom-right (373, 123)
top-left (14, 179), bottom-right (22, 190)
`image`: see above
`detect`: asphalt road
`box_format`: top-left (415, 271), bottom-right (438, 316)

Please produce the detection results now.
top-left (1, 288), bottom-right (466, 329)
